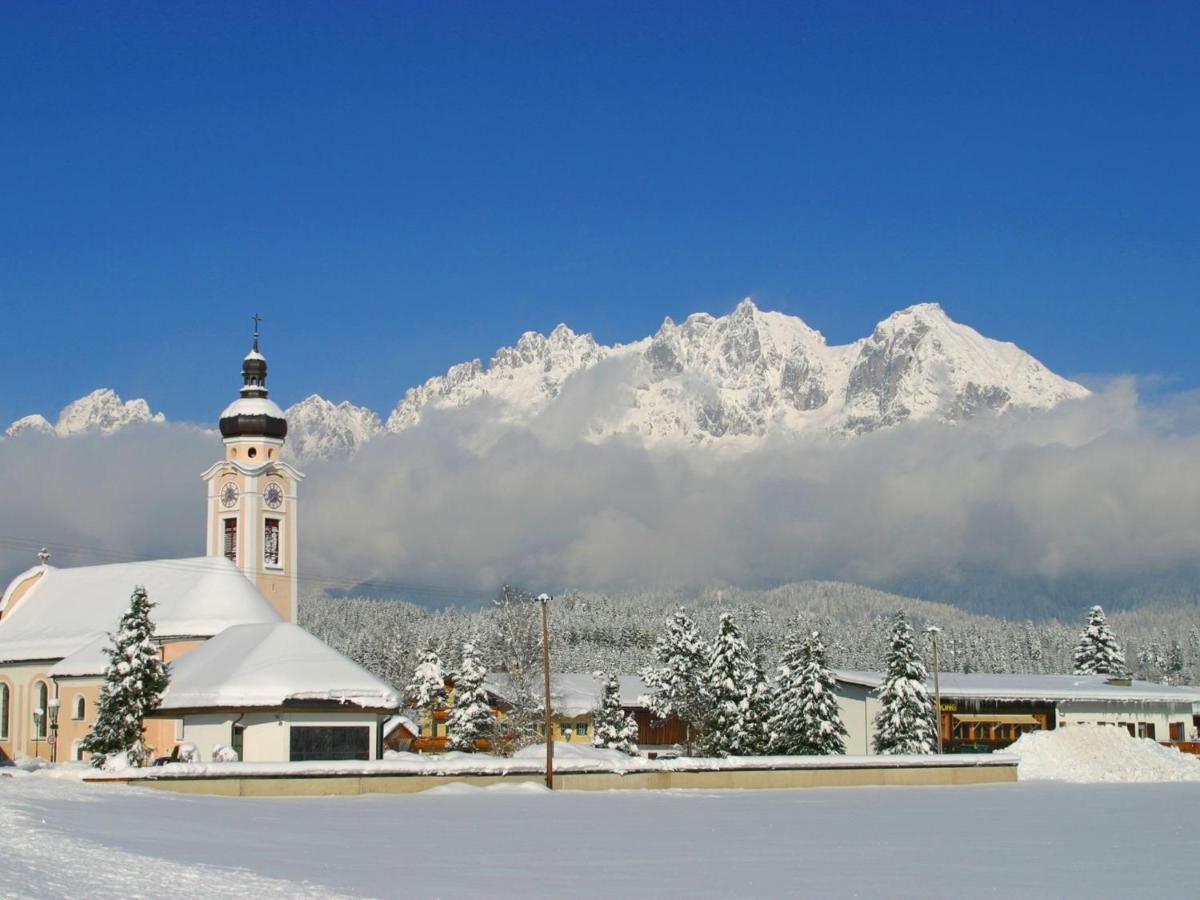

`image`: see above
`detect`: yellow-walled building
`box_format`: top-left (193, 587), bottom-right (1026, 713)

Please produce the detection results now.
top-left (0, 328), bottom-right (398, 765)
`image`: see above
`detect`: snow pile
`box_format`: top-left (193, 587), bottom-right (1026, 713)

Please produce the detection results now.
top-left (1011, 725), bottom-right (1200, 783)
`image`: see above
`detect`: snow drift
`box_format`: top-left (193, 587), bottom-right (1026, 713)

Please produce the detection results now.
top-left (1011, 724), bottom-right (1200, 783)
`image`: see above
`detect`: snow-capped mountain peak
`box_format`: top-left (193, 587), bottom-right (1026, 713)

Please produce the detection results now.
top-left (283, 395), bottom-right (383, 462)
top-left (3, 299), bottom-right (1089, 458)
top-left (3, 388), bottom-right (166, 439)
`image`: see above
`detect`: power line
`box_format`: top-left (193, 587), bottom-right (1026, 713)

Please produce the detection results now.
top-left (0, 535), bottom-right (497, 603)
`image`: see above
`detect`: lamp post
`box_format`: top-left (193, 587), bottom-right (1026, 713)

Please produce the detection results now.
top-left (32, 708), bottom-right (44, 760)
top-left (926, 626), bottom-right (943, 754)
top-left (47, 698), bottom-right (60, 764)
top-left (537, 593), bottom-right (554, 790)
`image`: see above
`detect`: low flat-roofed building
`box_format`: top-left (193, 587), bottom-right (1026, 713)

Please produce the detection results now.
top-left (149, 622), bottom-right (401, 763)
top-left (834, 671), bottom-right (1200, 755)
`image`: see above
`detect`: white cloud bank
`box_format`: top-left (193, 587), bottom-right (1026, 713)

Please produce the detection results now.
top-left (2, 380), bottom-right (1198, 612)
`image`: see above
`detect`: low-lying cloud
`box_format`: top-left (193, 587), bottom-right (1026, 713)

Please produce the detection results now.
top-left (3, 379), bottom-right (1199, 615)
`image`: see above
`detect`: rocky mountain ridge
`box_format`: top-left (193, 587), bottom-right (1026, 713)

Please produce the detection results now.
top-left (3, 300), bottom-right (1088, 460)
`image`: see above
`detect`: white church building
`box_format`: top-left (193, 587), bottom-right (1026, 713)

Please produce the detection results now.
top-left (0, 329), bottom-right (399, 765)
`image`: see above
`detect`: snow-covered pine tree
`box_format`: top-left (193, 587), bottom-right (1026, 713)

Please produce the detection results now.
top-left (447, 641), bottom-right (494, 752)
top-left (767, 631), bottom-right (808, 754)
top-left (406, 648), bottom-right (449, 741)
top-left (873, 612), bottom-right (936, 755)
top-left (745, 651), bottom-right (774, 755)
top-left (795, 631), bottom-right (847, 755)
top-left (1073, 605), bottom-right (1127, 676)
top-left (770, 630), bottom-right (848, 755)
top-left (79, 586), bottom-right (169, 768)
top-left (641, 607), bottom-right (710, 754)
top-left (698, 613), bottom-right (755, 758)
top-left (591, 671), bottom-right (638, 754)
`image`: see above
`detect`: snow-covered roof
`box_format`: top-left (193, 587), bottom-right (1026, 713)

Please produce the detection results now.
top-left (383, 715), bottom-right (420, 738)
top-left (834, 670), bottom-right (1200, 704)
top-left (219, 396), bottom-right (286, 420)
top-left (484, 673), bottom-right (651, 716)
top-left (48, 634), bottom-right (112, 678)
top-left (158, 622), bottom-right (402, 712)
top-left (0, 557), bottom-right (281, 664)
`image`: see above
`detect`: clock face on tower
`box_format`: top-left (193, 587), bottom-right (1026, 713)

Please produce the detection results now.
top-left (264, 482), bottom-right (284, 509)
top-left (220, 482), bottom-right (239, 508)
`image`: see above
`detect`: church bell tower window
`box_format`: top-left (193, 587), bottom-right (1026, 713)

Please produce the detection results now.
top-left (264, 519), bottom-right (280, 567)
top-left (223, 519), bottom-right (238, 562)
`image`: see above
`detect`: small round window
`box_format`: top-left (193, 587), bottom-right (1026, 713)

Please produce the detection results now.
top-left (248, 447), bottom-right (257, 459)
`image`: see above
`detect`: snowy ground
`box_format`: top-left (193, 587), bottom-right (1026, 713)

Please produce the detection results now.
top-left (2, 770), bottom-right (1198, 898)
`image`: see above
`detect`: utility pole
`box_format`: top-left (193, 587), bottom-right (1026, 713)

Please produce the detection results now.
top-left (538, 593), bottom-right (554, 790)
top-left (927, 626), bottom-right (943, 754)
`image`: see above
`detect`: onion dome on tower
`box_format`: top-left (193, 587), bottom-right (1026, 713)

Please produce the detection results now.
top-left (219, 316), bottom-right (288, 441)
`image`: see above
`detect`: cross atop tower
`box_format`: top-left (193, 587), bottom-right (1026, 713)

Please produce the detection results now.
top-left (251, 313), bottom-right (262, 352)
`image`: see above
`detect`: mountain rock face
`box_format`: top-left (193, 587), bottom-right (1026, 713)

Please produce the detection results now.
top-left (386, 324), bottom-right (607, 431)
top-left (3, 389), bottom-right (165, 439)
top-left (3, 301), bottom-right (1089, 458)
top-left (384, 299), bottom-right (1088, 444)
top-left (284, 395), bottom-right (383, 462)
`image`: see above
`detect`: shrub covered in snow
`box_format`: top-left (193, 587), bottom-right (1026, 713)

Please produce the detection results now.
top-left (212, 745), bottom-right (240, 763)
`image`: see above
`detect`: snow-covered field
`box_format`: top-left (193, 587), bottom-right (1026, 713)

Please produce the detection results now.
top-left (1, 768), bottom-right (1197, 898)
top-left (2, 729), bottom-right (1197, 899)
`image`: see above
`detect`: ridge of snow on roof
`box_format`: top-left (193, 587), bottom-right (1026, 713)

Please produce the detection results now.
top-left (158, 622), bottom-right (402, 711)
top-left (0, 556), bottom-right (281, 664)
top-left (219, 396), bottom-right (286, 419)
top-left (834, 670), bottom-right (1200, 703)
top-left (484, 673), bottom-right (651, 715)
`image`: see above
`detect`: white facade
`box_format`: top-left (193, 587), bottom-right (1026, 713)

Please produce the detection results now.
top-left (179, 711), bottom-right (388, 763)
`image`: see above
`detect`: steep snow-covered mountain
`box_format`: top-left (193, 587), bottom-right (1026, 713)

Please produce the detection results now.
top-left (385, 299), bottom-right (1088, 444)
top-left (284, 395), bottom-right (383, 461)
top-left (3, 389), bottom-right (165, 439)
top-left (2, 301), bottom-right (1088, 458)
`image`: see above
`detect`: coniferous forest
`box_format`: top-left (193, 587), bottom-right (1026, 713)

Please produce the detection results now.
top-left (300, 580), bottom-right (1200, 693)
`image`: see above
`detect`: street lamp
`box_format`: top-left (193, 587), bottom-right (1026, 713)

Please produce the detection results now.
top-left (926, 626), bottom-right (943, 754)
top-left (31, 708), bottom-right (44, 760)
top-left (537, 593), bottom-right (554, 790)
top-left (48, 698), bottom-right (61, 764)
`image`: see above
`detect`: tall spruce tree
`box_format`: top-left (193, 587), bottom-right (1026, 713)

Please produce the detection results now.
top-left (698, 613), bottom-right (755, 758)
top-left (1073, 605), bottom-right (1127, 675)
top-left (447, 641), bottom-right (494, 752)
top-left (771, 630), bottom-right (847, 755)
top-left (768, 631), bottom-right (809, 754)
top-left (592, 672), bottom-right (638, 754)
top-left (641, 607), bottom-right (710, 754)
top-left (745, 651), bottom-right (774, 755)
top-left (873, 612), bottom-right (936, 755)
top-left (406, 648), bottom-right (449, 739)
top-left (80, 586), bottom-right (169, 768)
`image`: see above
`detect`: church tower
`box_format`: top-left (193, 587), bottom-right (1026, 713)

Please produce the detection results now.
top-left (201, 320), bottom-right (304, 622)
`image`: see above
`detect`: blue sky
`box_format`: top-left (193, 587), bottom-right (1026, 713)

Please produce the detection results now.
top-left (2, 1), bottom-right (1198, 425)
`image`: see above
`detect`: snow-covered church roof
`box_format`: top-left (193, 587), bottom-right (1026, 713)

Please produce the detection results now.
top-left (158, 622), bottom-right (402, 712)
top-left (0, 557), bottom-right (281, 664)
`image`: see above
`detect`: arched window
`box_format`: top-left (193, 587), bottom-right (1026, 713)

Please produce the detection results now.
top-left (73, 695), bottom-right (86, 721)
top-left (0, 682), bottom-right (9, 741)
top-left (72, 739), bottom-right (84, 761)
top-left (35, 681), bottom-right (48, 738)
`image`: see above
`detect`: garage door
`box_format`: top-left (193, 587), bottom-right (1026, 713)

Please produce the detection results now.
top-left (289, 726), bottom-right (370, 762)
